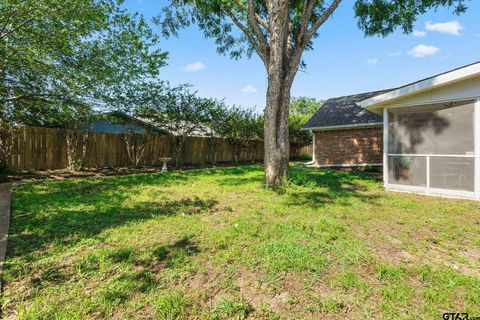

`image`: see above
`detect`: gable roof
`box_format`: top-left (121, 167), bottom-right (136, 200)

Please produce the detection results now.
top-left (359, 61), bottom-right (480, 110)
top-left (94, 112), bottom-right (218, 137)
top-left (303, 90), bottom-right (391, 131)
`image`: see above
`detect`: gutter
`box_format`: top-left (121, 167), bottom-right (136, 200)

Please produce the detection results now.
top-left (302, 122), bottom-right (383, 131)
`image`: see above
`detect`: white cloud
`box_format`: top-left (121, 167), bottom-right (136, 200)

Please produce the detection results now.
top-left (407, 44), bottom-right (440, 58)
top-left (183, 61), bottom-right (206, 72)
top-left (413, 30), bottom-right (427, 38)
top-left (387, 51), bottom-right (402, 57)
top-left (240, 85), bottom-right (257, 94)
top-left (425, 21), bottom-right (464, 35)
top-left (367, 58), bottom-right (379, 65)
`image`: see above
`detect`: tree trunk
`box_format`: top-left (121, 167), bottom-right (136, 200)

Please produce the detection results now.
top-left (206, 139), bottom-right (218, 166)
top-left (0, 125), bottom-right (13, 171)
top-left (263, 0), bottom-right (293, 189)
top-left (170, 135), bottom-right (186, 169)
top-left (264, 77), bottom-right (291, 188)
top-left (66, 130), bottom-right (88, 170)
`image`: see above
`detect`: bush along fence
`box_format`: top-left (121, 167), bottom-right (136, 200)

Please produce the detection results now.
top-left (292, 144), bottom-right (313, 160)
top-left (0, 126), bottom-right (268, 171)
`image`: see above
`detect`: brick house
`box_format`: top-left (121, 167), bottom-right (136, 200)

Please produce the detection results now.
top-left (303, 90), bottom-right (390, 167)
top-left (305, 61), bottom-right (480, 200)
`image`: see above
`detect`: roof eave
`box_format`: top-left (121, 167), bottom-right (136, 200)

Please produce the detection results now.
top-left (303, 122), bottom-right (383, 131)
top-left (359, 62), bottom-right (480, 110)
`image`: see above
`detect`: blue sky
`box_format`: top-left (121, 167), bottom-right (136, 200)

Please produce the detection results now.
top-left (124, 0), bottom-right (480, 112)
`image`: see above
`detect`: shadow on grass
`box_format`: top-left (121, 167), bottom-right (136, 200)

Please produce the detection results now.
top-left (6, 165), bottom-right (382, 270)
top-left (7, 178), bottom-right (217, 264)
top-left (29, 236), bottom-right (202, 291)
top-left (152, 236), bottom-right (201, 269)
top-left (286, 168), bottom-right (383, 208)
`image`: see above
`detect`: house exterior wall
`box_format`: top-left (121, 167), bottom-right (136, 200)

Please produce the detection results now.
top-left (313, 127), bottom-right (383, 166)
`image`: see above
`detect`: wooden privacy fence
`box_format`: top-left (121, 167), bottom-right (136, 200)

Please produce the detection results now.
top-left (290, 144), bottom-right (313, 159)
top-left (298, 145), bottom-right (313, 155)
top-left (6, 126), bottom-right (264, 170)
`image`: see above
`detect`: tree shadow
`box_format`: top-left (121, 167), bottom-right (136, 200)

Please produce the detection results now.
top-left (152, 236), bottom-right (200, 269)
top-left (217, 175), bottom-right (264, 187)
top-left (286, 168), bottom-right (383, 208)
top-left (6, 187), bottom-right (217, 265)
top-left (8, 167), bottom-right (264, 268)
top-left (186, 165), bottom-right (261, 177)
top-left (28, 237), bottom-right (201, 295)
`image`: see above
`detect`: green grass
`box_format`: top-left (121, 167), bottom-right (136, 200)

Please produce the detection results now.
top-left (1, 165), bottom-right (480, 319)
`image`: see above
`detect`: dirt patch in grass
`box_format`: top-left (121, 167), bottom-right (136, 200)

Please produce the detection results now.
top-left (354, 223), bottom-right (421, 268)
top-left (0, 163), bottom-right (260, 183)
top-left (459, 248), bottom-right (480, 263)
top-left (233, 268), bottom-right (294, 317)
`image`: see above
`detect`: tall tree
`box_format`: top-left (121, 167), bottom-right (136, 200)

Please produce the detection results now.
top-left (158, 0), bottom-right (342, 188)
top-left (1, 0), bottom-right (166, 108)
top-left (0, 0), bottom-right (167, 169)
top-left (158, 0), bottom-right (468, 188)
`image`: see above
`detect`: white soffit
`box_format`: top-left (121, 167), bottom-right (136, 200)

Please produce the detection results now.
top-left (359, 61), bottom-right (480, 110)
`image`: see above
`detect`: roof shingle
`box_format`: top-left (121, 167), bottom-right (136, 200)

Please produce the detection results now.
top-left (303, 90), bottom-right (391, 130)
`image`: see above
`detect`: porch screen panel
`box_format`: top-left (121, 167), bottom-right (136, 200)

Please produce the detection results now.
top-left (430, 157), bottom-right (475, 192)
top-left (388, 101), bottom-right (475, 155)
top-left (388, 156), bottom-right (427, 187)
top-left (388, 101), bottom-right (475, 191)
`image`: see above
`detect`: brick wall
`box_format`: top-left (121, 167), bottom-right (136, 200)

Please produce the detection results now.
top-left (314, 127), bottom-right (383, 165)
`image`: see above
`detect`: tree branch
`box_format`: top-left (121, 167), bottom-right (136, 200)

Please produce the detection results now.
top-left (0, 0), bottom-right (73, 40)
top-left (304, 0), bottom-right (342, 42)
top-left (286, 0), bottom-right (342, 85)
top-left (247, 0), bottom-right (270, 60)
top-left (296, 0), bottom-right (316, 43)
top-left (0, 92), bottom-right (62, 103)
top-left (0, 11), bottom-right (15, 38)
top-left (255, 13), bottom-right (270, 32)
top-left (223, 7), bottom-right (268, 66)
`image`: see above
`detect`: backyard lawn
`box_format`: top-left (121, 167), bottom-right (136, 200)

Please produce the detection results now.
top-left (1, 165), bottom-right (480, 319)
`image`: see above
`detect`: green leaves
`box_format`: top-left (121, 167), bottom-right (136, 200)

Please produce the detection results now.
top-left (290, 96), bottom-right (323, 116)
top-left (354, 0), bottom-right (469, 37)
top-left (1, 0), bottom-right (167, 128)
top-left (218, 105), bottom-right (262, 141)
top-left (289, 114), bottom-right (311, 147)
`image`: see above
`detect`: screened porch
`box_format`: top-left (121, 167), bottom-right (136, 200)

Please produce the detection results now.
top-left (384, 100), bottom-right (479, 199)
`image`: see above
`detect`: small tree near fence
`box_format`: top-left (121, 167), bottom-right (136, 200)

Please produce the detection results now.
top-left (289, 114), bottom-right (312, 158)
top-left (116, 116), bottom-right (157, 167)
top-left (61, 104), bottom-right (95, 170)
top-left (0, 101), bottom-right (96, 171)
top-left (0, 125), bottom-right (13, 171)
top-left (220, 106), bottom-right (262, 164)
top-left (139, 84), bottom-right (212, 169)
top-left (203, 99), bottom-right (228, 166)
top-left (107, 81), bottom-right (168, 167)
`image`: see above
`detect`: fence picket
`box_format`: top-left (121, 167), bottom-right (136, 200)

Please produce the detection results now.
top-left (5, 126), bottom-right (268, 170)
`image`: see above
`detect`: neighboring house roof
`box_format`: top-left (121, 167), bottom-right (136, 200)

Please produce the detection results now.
top-left (359, 61), bottom-right (480, 111)
top-left (135, 116), bottom-right (218, 138)
top-left (87, 112), bottom-right (218, 138)
top-left (303, 90), bottom-right (392, 131)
